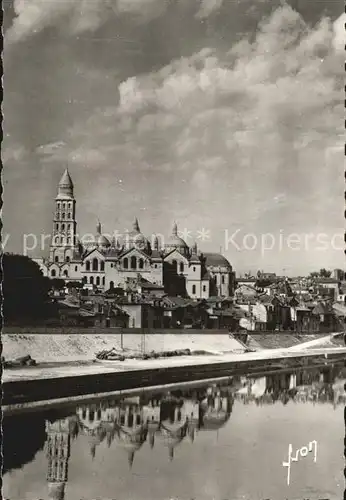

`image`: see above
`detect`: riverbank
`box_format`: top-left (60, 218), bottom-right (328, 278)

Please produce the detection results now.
top-left (3, 347), bottom-right (346, 412)
top-left (3, 331), bottom-right (343, 364)
top-left (2, 333), bottom-right (246, 363)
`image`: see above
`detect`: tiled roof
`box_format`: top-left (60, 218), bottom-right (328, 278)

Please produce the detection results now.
top-left (140, 278), bottom-right (164, 290)
top-left (190, 254), bottom-right (201, 264)
top-left (150, 250), bottom-right (163, 260)
top-left (312, 302), bottom-right (332, 315)
top-left (315, 277), bottom-right (339, 283)
top-left (211, 307), bottom-right (245, 318)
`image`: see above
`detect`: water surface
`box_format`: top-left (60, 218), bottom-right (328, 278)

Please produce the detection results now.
top-left (3, 363), bottom-right (345, 500)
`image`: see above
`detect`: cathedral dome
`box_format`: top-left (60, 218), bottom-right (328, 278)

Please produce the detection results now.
top-left (165, 222), bottom-right (188, 254)
top-left (203, 252), bottom-right (232, 270)
top-left (85, 222), bottom-right (111, 250)
top-left (95, 233), bottom-right (111, 249)
top-left (125, 218), bottom-right (150, 252)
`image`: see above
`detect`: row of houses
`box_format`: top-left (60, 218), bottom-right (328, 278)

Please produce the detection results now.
top-left (233, 274), bottom-right (345, 333)
top-left (46, 270), bottom-right (346, 332)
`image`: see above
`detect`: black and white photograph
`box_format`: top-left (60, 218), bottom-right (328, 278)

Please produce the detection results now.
top-left (2, 0), bottom-right (345, 499)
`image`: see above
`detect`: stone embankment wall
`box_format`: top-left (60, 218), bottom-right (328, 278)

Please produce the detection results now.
top-left (3, 326), bottom-right (229, 335)
top-left (2, 333), bottom-right (245, 363)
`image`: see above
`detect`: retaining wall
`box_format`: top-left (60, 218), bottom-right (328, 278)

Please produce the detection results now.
top-left (2, 333), bottom-right (245, 363)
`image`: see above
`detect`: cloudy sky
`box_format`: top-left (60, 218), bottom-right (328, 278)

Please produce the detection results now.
top-left (3, 0), bottom-right (344, 275)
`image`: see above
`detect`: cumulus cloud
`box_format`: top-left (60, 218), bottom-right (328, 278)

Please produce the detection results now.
top-left (332, 12), bottom-right (345, 51)
top-left (56, 4), bottom-right (342, 188)
top-left (6, 0), bottom-right (170, 44)
top-left (6, 0), bottom-right (229, 44)
top-left (195, 0), bottom-right (224, 19)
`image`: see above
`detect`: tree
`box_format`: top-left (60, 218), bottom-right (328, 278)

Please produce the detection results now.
top-left (2, 253), bottom-right (51, 322)
top-left (66, 281), bottom-right (83, 289)
top-left (309, 269), bottom-right (332, 279)
top-left (49, 278), bottom-right (65, 290)
top-left (319, 268), bottom-right (332, 278)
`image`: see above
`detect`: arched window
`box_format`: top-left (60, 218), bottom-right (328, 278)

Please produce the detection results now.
top-left (63, 203), bottom-right (66, 210)
top-left (131, 256), bottom-right (136, 269)
top-left (193, 267), bottom-right (196, 272)
top-left (55, 224), bottom-right (59, 231)
top-left (139, 258), bottom-right (144, 269)
top-left (62, 213), bottom-right (65, 220)
top-left (55, 236), bottom-right (60, 245)
top-left (90, 276), bottom-right (94, 285)
top-left (62, 224), bottom-right (65, 231)
top-left (180, 262), bottom-right (184, 273)
top-left (55, 256), bottom-right (59, 263)
top-left (96, 276), bottom-right (100, 286)
top-left (66, 256), bottom-right (70, 263)
top-left (100, 261), bottom-right (105, 271)
top-left (123, 258), bottom-right (128, 269)
top-left (110, 281), bottom-right (114, 289)
top-left (222, 275), bottom-right (225, 284)
top-left (68, 212), bottom-right (71, 219)
top-left (102, 277), bottom-right (105, 286)
top-left (86, 261), bottom-right (90, 271)
top-left (51, 269), bottom-right (56, 277)
top-left (192, 285), bottom-right (196, 294)
top-left (82, 276), bottom-right (87, 284)
top-left (92, 258), bottom-right (98, 271)
top-left (67, 224), bottom-right (71, 231)
top-left (75, 265), bottom-right (78, 271)
top-left (203, 285), bottom-right (206, 292)
top-left (172, 260), bottom-right (177, 269)
top-left (67, 237), bottom-right (71, 244)
top-left (63, 270), bottom-right (68, 277)
top-left (57, 202), bottom-right (61, 209)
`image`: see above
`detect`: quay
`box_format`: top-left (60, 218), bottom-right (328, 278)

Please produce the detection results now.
top-left (3, 347), bottom-right (346, 413)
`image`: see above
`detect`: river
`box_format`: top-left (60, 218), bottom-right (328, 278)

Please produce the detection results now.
top-left (3, 363), bottom-right (345, 500)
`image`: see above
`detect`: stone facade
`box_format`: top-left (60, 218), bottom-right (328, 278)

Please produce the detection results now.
top-left (35, 170), bottom-right (235, 299)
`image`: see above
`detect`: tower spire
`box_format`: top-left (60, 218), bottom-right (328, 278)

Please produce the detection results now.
top-left (96, 220), bottom-right (101, 234)
top-left (57, 168), bottom-right (74, 199)
top-left (172, 221), bottom-right (178, 236)
top-left (133, 217), bottom-right (140, 232)
top-left (128, 450), bottom-right (135, 469)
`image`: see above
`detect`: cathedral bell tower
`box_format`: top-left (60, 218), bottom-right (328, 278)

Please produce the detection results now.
top-left (46, 418), bottom-right (71, 500)
top-left (49, 169), bottom-right (77, 265)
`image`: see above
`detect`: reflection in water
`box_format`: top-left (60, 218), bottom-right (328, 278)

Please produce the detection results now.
top-left (2, 413), bottom-right (47, 474)
top-left (3, 364), bottom-right (346, 500)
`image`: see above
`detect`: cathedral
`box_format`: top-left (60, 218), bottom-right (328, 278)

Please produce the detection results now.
top-left (35, 169), bottom-right (234, 299)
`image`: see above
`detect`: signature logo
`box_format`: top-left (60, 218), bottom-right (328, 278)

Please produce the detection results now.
top-left (282, 440), bottom-right (317, 485)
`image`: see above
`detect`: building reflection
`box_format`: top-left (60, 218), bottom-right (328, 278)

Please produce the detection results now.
top-left (73, 386), bottom-right (234, 466)
top-left (234, 366), bottom-right (345, 406)
top-left (38, 364), bottom-right (345, 499)
top-left (45, 416), bottom-right (78, 500)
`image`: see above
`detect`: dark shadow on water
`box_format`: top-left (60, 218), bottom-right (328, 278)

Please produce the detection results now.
top-left (2, 413), bottom-right (47, 474)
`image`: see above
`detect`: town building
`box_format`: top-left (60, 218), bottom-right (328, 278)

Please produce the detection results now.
top-left (35, 169), bottom-right (235, 299)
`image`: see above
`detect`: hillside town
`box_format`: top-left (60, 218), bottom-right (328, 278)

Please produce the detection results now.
top-left (4, 169), bottom-right (345, 335)
top-left (41, 266), bottom-right (346, 334)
